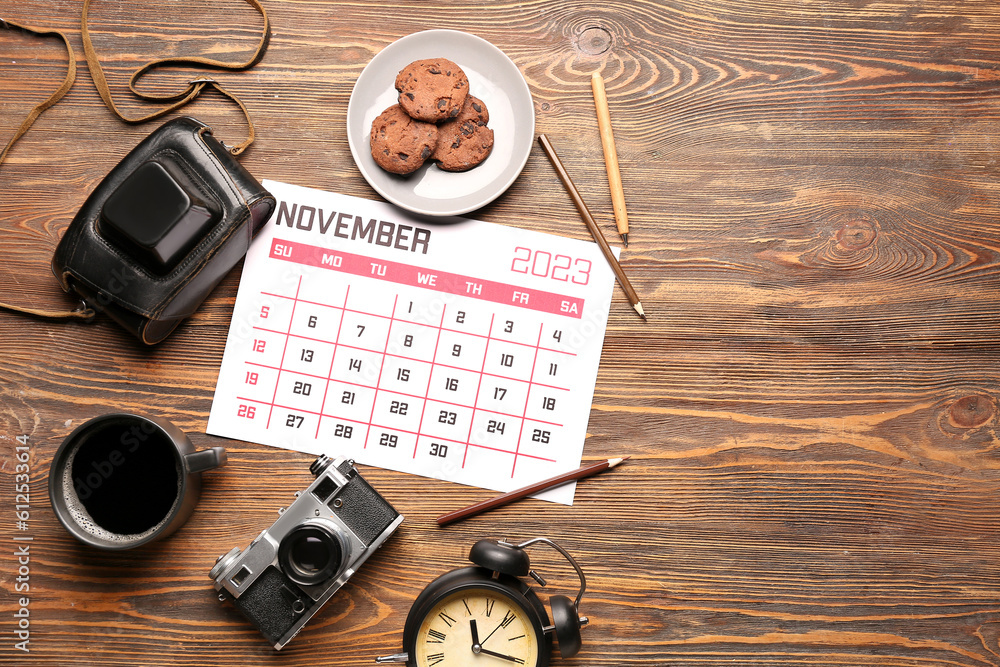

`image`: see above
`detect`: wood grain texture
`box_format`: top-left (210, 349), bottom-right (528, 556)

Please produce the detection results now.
top-left (3, 0), bottom-right (1000, 665)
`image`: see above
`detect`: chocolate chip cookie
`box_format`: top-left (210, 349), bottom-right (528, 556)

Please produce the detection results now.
top-left (369, 104), bottom-right (438, 175)
top-left (432, 95), bottom-right (494, 172)
top-left (394, 58), bottom-right (469, 122)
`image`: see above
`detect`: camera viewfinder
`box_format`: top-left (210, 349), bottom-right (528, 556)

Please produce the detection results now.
top-left (311, 476), bottom-right (338, 502)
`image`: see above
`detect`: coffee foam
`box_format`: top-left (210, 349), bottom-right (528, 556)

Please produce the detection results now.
top-left (61, 441), bottom-right (183, 545)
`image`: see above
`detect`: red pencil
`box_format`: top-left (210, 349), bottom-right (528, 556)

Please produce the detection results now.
top-left (436, 457), bottom-right (629, 526)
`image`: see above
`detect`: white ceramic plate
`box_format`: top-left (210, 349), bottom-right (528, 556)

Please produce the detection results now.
top-left (347, 30), bottom-right (535, 217)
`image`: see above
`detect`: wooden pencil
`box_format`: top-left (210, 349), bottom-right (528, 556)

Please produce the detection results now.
top-left (537, 133), bottom-right (646, 318)
top-left (591, 72), bottom-right (630, 246)
top-left (436, 457), bottom-right (629, 526)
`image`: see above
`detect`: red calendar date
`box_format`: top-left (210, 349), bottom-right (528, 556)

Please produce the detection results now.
top-left (511, 247), bottom-right (592, 285)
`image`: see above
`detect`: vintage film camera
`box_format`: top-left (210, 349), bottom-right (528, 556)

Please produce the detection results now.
top-left (209, 455), bottom-right (403, 649)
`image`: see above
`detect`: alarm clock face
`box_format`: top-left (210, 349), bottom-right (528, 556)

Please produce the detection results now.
top-left (413, 587), bottom-right (544, 667)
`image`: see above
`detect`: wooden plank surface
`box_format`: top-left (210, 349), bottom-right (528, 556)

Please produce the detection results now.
top-left (2, 0), bottom-right (1000, 665)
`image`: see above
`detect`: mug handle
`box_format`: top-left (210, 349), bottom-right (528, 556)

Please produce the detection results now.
top-left (184, 446), bottom-right (228, 474)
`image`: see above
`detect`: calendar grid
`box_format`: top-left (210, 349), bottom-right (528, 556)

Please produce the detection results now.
top-left (241, 279), bottom-right (580, 475)
top-left (232, 396), bottom-right (558, 464)
top-left (257, 290), bottom-right (579, 357)
top-left (265, 276), bottom-right (303, 429)
top-left (248, 331), bottom-right (575, 390)
top-left (511, 324), bottom-right (545, 476)
top-left (241, 361), bottom-right (563, 426)
top-left (411, 305), bottom-right (449, 459)
top-left (363, 294), bottom-right (400, 449)
top-left (313, 286), bottom-right (351, 438)
top-left (461, 313), bottom-right (495, 468)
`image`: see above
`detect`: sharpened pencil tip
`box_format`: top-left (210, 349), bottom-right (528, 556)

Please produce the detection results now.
top-left (621, 233), bottom-right (628, 247)
top-left (608, 456), bottom-right (630, 467)
top-left (633, 302), bottom-right (645, 318)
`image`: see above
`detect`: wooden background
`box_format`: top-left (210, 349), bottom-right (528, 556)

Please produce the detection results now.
top-left (3, 0), bottom-right (1000, 665)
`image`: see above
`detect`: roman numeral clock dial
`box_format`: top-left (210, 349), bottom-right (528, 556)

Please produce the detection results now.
top-left (414, 590), bottom-right (541, 667)
top-left (380, 538), bottom-right (589, 667)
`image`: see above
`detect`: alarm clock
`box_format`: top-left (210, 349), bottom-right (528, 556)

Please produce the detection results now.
top-left (377, 537), bottom-right (588, 667)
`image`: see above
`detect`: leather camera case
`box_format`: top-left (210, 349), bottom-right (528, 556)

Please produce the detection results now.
top-left (52, 117), bottom-right (275, 344)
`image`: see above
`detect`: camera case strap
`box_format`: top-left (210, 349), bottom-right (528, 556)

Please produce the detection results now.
top-left (0, 18), bottom-right (76, 168)
top-left (0, 1), bottom-right (274, 342)
top-left (0, 18), bottom-right (89, 320)
top-left (80, 0), bottom-right (271, 156)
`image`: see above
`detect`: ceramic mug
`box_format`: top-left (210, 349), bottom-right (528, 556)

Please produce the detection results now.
top-left (48, 413), bottom-right (226, 550)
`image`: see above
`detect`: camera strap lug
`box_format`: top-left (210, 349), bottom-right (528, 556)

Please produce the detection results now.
top-left (0, 298), bottom-right (95, 321)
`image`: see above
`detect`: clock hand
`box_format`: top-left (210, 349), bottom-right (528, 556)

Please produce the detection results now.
top-left (477, 647), bottom-right (523, 663)
top-left (470, 619), bottom-right (481, 650)
top-left (481, 610), bottom-right (514, 645)
top-left (471, 620), bottom-right (520, 663)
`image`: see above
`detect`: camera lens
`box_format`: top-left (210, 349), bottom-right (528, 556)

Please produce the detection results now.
top-left (278, 524), bottom-right (344, 586)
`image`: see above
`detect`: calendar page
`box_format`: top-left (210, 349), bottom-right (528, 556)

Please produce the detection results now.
top-left (208, 180), bottom-right (617, 505)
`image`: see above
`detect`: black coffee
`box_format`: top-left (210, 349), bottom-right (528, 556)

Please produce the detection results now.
top-left (70, 421), bottom-right (180, 535)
